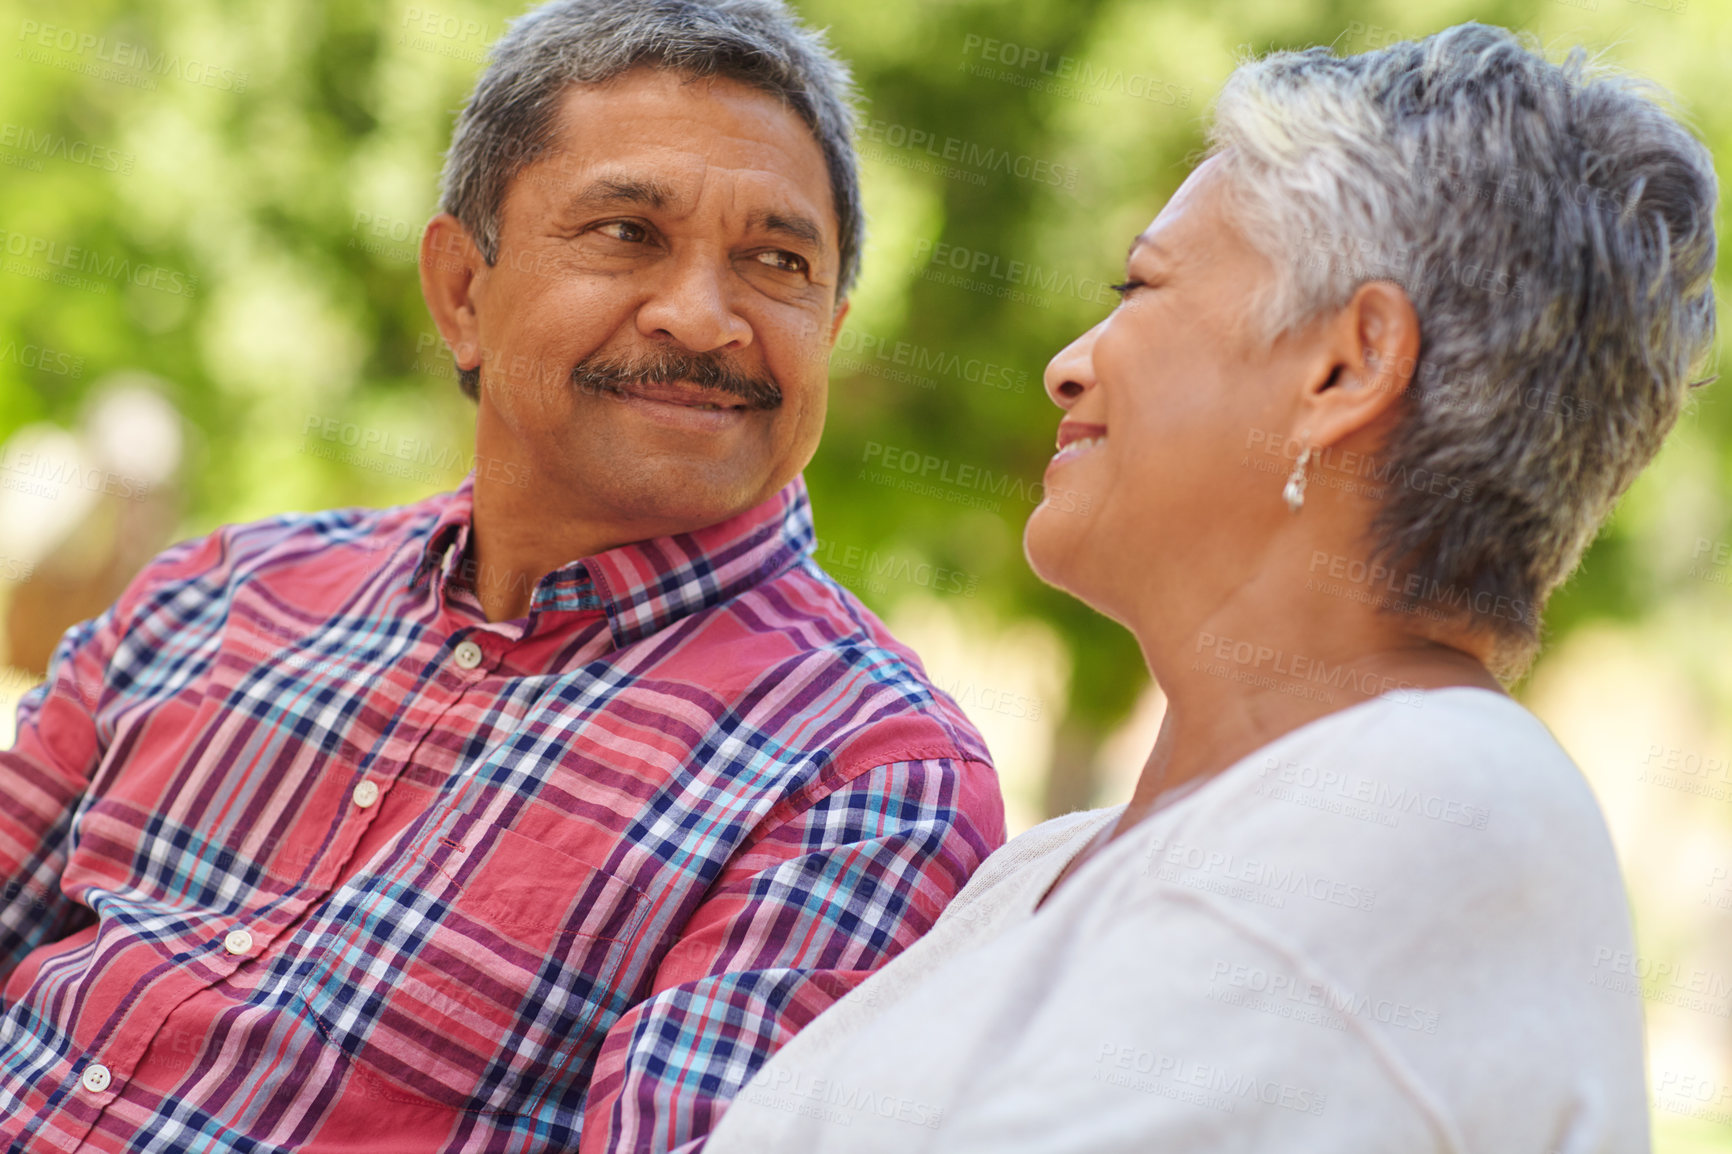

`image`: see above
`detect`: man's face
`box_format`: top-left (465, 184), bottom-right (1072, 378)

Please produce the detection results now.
top-left (459, 67), bottom-right (845, 537)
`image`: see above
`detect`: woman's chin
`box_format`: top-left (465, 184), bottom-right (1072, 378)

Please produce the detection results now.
top-left (1023, 500), bottom-right (1089, 594)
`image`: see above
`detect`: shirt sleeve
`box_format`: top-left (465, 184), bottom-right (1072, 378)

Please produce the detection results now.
top-left (0, 533), bottom-right (219, 991)
top-left (578, 754), bottom-right (1005, 1154)
top-left (0, 611), bottom-right (115, 986)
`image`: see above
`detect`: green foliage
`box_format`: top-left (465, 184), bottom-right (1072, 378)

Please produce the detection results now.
top-left (1, 0), bottom-right (1727, 740)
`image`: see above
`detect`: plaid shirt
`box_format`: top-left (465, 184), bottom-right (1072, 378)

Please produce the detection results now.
top-left (0, 473), bottom-right (1003, 1153)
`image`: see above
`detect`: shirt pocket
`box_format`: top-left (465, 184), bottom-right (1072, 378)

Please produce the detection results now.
top-left (297, 818), bottom-right (651, 1117)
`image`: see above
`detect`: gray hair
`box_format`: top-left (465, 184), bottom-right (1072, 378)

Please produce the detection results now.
top-left (1208, 23), bottom-right (1718, 673)
top-left (439, 0), bottom-right (863, 399)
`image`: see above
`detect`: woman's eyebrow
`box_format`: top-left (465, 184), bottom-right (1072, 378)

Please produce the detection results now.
top-left (1127, 234), bottom-right (1175, 264)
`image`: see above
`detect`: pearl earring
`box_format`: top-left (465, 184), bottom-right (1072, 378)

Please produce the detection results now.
top-left (1283, 445), bottom-right (1313, 512)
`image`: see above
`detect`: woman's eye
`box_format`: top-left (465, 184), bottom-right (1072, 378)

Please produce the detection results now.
top-left (755, 250), bottom-right (809, 274)
top-left (1110, 279), bottom-right (1144, 298)
top-left (595, 221), bottom-right (649, 243)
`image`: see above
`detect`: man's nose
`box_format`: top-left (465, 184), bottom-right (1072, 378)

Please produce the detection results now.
top-left (1043, 321), bottom-right (1104, 408)
top-left (635, 252), bottom-right (753, 353)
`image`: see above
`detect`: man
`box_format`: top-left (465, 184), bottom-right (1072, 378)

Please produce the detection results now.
top-left (0, 2), bottom-right (1004, 1151)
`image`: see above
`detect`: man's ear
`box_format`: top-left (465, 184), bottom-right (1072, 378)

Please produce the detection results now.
top-left (419, 212), bottom-right (486, 373)
top-left (1298, 279), bottom-right (1420, 449)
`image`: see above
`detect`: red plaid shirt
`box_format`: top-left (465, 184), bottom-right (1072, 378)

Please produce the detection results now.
top-left (0, 473), bottom-right (1004, 1152)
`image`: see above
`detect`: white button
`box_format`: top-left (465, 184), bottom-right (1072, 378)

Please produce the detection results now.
top-left (81, 1063), bottom-right (112, 1093)
top-left (352, 779), bottom-right (381, 808)
top-left (223, 929), bottom-right (254, 956)
top-left (452, 640), bottom-right (483, 670)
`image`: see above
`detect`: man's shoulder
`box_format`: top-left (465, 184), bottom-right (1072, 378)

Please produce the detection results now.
top-left (142, 491), bottom-right (451, 590)
top-left (712, 557), bottom-right (994, 774)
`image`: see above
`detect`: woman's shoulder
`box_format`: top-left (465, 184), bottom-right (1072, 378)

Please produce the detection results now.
top-left (929, 805), bottom-right (1124, 932)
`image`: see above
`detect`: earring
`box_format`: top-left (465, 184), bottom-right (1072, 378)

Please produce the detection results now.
top-left (1283, 445), bottom-right (1312, 512)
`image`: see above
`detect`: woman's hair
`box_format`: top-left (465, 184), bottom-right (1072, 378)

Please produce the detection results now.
top-left (1207, 23), bottom-right (1717, 675)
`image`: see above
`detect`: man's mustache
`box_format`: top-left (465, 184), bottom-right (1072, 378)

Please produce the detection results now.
top-left (571, 349), bottom-right (783, 410)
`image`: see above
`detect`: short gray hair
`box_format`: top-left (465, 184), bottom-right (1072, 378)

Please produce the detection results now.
top-left (1208, 23), bottom-right (1718, 673)
top-left (439, 0), bottom-right (863, 399)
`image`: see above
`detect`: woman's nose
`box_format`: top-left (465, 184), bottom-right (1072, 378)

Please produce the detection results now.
top-left (1043, 321), bottom-right (1103, 408)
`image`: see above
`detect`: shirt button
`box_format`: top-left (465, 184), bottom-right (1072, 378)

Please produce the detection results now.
top-left (352, 779), bottom-right (381, 809)
top-left (223, 929), bottom-right (254, 956)
top-left (453, 640), bottom-right (484, 670)
top-left (81, 1063), bottom-right (112, 1093)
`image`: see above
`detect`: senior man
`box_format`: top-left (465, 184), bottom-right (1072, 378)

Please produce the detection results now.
top-left (0, 2), bottom-right (1004, 1151)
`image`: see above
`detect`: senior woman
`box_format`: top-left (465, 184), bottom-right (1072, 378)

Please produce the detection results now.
top-left (705, 22), bottom-right (1714, 1154)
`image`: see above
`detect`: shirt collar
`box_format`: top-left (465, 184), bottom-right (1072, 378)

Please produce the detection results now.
top-left (413, 471), bottom-right (816, 647)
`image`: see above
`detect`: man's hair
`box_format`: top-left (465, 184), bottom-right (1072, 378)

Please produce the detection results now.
top-left (1208, 22), bottom-right (1718, 674)
top-left (439, 0), bottom-right (862, 399)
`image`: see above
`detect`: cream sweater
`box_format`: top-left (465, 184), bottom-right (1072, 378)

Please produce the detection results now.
top-left (705, 688), bottom-right (1648, 1153)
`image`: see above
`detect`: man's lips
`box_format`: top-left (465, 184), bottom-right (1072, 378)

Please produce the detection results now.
top-left (605, 380), bottom-right (752, 411)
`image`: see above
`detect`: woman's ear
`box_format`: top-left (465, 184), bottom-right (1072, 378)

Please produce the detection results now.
top-left (1300, 279), bottom-right (1421, 447)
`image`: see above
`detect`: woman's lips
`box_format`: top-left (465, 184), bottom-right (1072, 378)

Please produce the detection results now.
top-left (1050, 421), bottom-right (1108, 466)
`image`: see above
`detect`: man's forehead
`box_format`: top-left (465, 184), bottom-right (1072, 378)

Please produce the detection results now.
top-left (526, 74), bottom-right (835, 219)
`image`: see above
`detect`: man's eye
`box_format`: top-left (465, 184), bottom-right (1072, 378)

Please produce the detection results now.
top-left (755, 250), bottom-right (809, 274)
top-left (595, 220), bottom-right (649, 243)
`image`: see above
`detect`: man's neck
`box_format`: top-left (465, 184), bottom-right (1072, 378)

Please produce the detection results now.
top-left (466, 476), bottom-right (641, 622)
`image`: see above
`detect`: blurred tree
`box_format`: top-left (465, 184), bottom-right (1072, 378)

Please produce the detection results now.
top-left (0, 0), bottom-right (1727, 819)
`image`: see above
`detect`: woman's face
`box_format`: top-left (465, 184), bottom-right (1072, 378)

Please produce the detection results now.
top-left (1024, 156), bottom-right (1315, 625)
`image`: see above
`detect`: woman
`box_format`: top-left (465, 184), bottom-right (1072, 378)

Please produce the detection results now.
top-left (706, 23), bottom-right (1716, 1154)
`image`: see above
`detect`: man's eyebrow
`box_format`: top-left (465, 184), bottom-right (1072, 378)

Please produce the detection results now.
top-left (568, 176), bottom-right (679, 210)
top-left (749, 209), bottom-right (825, 250)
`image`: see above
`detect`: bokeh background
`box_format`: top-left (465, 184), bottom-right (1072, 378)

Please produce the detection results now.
top-left (1, 0), bottom-right (1728, 1146)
